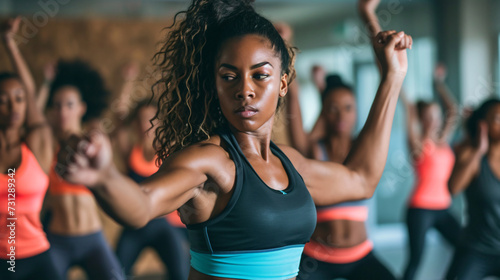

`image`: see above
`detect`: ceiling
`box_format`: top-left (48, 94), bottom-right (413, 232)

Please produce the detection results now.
top-left (0, 0), bottom-right (427, 26)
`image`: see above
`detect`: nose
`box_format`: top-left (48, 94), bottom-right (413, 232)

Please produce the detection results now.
top-left (235, 76), bottom-right (255, 100)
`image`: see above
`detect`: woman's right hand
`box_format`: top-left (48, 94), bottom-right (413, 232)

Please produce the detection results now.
top-left (373, 30), bottom-right (412, 79)
top-left (57, 130), bottom-right (114, 188)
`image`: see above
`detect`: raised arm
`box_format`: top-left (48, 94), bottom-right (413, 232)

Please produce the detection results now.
top-left (36, 61), bottom-right (56, 111)
top-left (308, 65), bottom-right (327, 142)
top-left (290, 31), bottom-right (412, 205)
top-left (57, 131), bottom-right (229, 228)
top-left (286, 79), bottom-right (313, 156)
top-left (434, 63), bottom-right (458, 143)
top-left (448, 122), bottom-right (488, 194)
top-left (400, 89), bottom-right (422, 158)
top-left (358, 0), bottom-right (382, 38)
top-left (2, 17), bottom-right (36, 97)
top-left (2, 17), bottom-right (53, 172)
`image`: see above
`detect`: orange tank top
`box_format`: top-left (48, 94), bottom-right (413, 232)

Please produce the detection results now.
top-left (409, 140), bottom-right (455, 210)
top-left (0, 144), bottom-right (51, 259)
top-left (128, 145), bottom-right (158, 180)
top-left (49, 155), bottom-right (92, 195)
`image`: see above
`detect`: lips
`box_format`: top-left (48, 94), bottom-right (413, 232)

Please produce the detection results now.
top-left (235, 105), bottom-right (258, 118)
top-left (9, 113), bottom-right (20, 123)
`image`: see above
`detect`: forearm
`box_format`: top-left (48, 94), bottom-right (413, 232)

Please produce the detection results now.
top-left (344, 74), bottom-right (403, 193)
top-left (449, 149), bottom-right (482, 195)
top-left (402, 93), bottom-right (420, 154)
top-left (286, 81), bottom-right (310, 156)
top-left (3, 36), bottom-right (45, 126)
top-left (359, 8), bottom-right (381, 38)
top-left (3, 36), bottom-right (36, 97)
top-left (309, 115), bottom-right (326, 142)
top-left (91, 164), bottom-right (152, 228)
top-left (436, 81), bottom-right (458, 135)
top-left (36, 82), bottom-right (50, 112)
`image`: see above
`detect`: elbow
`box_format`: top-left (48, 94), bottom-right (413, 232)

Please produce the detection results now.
top-left (360, 177), bottom-right (378, 200)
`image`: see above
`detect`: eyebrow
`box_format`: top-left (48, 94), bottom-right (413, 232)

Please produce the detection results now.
top-left (219, 61), bottom-right (273, 70)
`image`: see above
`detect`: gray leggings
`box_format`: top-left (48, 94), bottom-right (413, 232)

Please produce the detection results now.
top-left (47, 231), bottom-right (125, 280)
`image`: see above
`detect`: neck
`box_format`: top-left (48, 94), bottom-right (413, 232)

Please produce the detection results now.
top-left (230, 117), bottom-right (274, 161)
top-left (326, 131), bottom-right (352, 146)
top-left (422, 128), bottom-right (439, 142)
top-left (0, 127), bottom-right (21, 149)
top-left (56, 125), bottom-right (82, 141)
top-left (141, 133), bottom-right (155, 152)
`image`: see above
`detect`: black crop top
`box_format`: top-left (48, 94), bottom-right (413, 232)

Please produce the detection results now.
top-left (187, 129), bottom-right (317, 253)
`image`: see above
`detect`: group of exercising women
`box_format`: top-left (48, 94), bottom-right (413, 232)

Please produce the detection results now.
top-left (0, 0), bottom-right (499, 279)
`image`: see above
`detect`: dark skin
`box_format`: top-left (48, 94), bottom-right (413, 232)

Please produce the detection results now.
top-left (58, 31), bottom-right (411, 279)
top-left (449, 105), bottom-right (500, 196)
top-left (287, 84), bottom-right (367, 247)
top-left (1, 17), bottom-right (53, 176)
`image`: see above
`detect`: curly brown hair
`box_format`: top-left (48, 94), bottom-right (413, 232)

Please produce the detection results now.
top-left (152, 0), bottom-right (297, 163)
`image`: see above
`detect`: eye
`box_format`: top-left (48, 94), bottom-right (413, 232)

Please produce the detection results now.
top-left (254, 73), bottom-right (270, 80)
top-left (222, 74), bottom-right (237, 81)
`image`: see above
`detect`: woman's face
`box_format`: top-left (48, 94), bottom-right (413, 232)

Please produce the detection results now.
top-left (420, 103), bottom-right (442, 135)
top-left (323, 88), bottom-right (357, 135)
top-left (0, 78), bottom-right (26, 129)
top-left (215, 34), bottom-right (287, 133)
top-left (486, 104), bottom-right (500, 142)
top-left (52, 86), bottom-right (86, 132)
top-left (136, 105), bottom-right (157, 136)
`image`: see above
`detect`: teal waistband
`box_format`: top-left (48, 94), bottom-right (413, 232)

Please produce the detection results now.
top-left (190, 244), bottom-right (305, 279)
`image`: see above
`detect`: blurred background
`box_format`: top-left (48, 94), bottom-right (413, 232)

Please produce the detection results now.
top-left (1, 0), bottom-right (499, 279)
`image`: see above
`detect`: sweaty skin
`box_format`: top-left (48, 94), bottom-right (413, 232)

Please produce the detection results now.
top-left (57, 31), bottom-right (411, 280)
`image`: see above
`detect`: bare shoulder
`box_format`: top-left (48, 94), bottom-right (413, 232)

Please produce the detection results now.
top-left (277, 144), bottom-right (308, 172)
top-left (160, 135), bottom-right (234, 175)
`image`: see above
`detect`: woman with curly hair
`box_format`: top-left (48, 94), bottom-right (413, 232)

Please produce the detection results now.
top-left (445, 99), bottom-right (500, 279)
top-left (0, 17), bottom-right (61, 280)
top-left (56, 0), bottom-right (412, 279)
top-left (42, 60), bottom-right (125, 280)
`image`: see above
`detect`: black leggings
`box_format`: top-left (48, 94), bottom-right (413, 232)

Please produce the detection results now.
top-left (403, 207), bottom-right (461, 280)
top-left (297, 251), bottom-right (396, 280)
top-left (115, 217), bottom-right (190, 280)
top-left (446, 246), bottom-right (500, 280)
top-left (48, 231), bottom-right (125, 280)
top-left (0, 249), bottom-right (62, 280)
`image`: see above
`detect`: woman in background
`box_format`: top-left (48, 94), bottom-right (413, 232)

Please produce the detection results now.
top-left (287, 73), bottom-right (395, 279)
top-left (400, 64), bottom-right (461, 280)
top-left (446, 99), bottom-right (500, 279)
top-left (0, 17), bottom-right (61, 280)
top-left (42, 60), bottom-right (125, 280)
top-left (113, 92), bottom-right (190, 279)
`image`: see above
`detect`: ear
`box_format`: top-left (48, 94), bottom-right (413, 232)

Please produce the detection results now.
top-left (79, 101), bottom-right (87, 118)
top-left (279, 74), bottom-right (288, 97)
